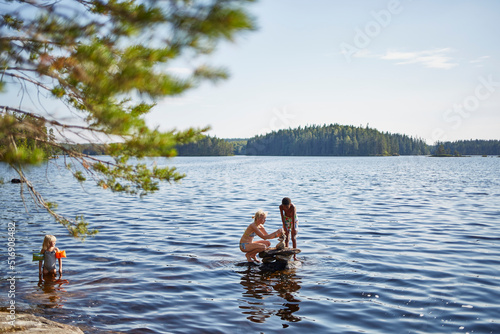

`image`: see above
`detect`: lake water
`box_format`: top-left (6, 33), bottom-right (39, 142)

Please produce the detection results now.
top-left (1, 156), bottom-right (500, 333)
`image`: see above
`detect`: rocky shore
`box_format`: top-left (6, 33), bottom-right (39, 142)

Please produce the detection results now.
top-left (0, 311), bottom-right (84, 334)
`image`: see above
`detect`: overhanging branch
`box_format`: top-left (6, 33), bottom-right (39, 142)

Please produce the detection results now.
top-left (1, 105), bottom-right (113, 135)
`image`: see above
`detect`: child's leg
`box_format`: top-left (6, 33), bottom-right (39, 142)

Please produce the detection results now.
top-left (291, 229), bottom-right (297, 248)
top-left (242, 241), bottom-right (268, 263)
top-left (250, 240), bottom-right (270, 262)
top-left (291, 229), bottom-right (298, 260)
top-left (247, 249), bottom-right (261, 262)
top-left (284, 231), bottom-right (290, 247)
top-left (245, 252), bottom-right (254, 262)
top-left (256, 240), bottom-right (271, 248)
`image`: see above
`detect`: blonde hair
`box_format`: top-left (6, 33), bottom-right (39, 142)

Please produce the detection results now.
top-left (42, 235), bottom-right (56, 251)
top-left (252, 209), bottom-right (267, 222)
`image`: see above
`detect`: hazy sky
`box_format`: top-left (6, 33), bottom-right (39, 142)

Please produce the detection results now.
top-left (148, 0), bottom-right (500, 144)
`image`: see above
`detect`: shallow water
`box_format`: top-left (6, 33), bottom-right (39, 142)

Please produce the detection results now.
top-left (1, 156), bottom-right (500, 333)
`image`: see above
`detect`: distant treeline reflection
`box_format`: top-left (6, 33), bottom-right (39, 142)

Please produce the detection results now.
top-left (66, 124), bottom-right (500, 157)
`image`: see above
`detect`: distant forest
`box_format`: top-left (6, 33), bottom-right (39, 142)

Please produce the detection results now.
top-left (176, 136), bottom-right (234, 156)
top-left (433, 140), bottom-right (500, 156)
top-left (62, 124), bottom-right (500, 157)
top-left (174, 124), bottom-right (499, 156)
top-left (246, 124), bottom-right (428, 156)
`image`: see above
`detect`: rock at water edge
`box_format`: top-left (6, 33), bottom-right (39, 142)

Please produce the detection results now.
top-left (0, 311), bottom-right (84, 334)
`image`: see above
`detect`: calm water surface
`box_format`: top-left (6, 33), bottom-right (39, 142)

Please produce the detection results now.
top-left (1, 156), bottom-right (500, 333)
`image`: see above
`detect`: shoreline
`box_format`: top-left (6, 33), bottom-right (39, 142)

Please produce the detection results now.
top-left (0, 311), bottom-right (84, 334)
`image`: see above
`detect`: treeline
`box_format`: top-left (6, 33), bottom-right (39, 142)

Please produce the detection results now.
top-left (432, 140), bottom-right (500, 156)
top-left (225, 139), bottom-right (247, 155)
top-left (246, 124), bottom-right (429, 156)
top-left (63, 143), bottom-right (107, 155)
top-left (55, 126), bottom-right (500, 157)
top-left (176, 136), bottom-right (234, 156)
top-left (57, 137), bottom-right (241, 157)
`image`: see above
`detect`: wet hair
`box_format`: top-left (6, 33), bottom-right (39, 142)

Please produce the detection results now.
top-left (282, 197), bottom-right (291, 205)
top-left (42, 235), bottom-right (56, 251)
top-left (252, 209), bottom-right (267, 222)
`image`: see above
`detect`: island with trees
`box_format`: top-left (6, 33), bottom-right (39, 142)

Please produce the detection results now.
top-left (175, 125), bottom-right (500, 157)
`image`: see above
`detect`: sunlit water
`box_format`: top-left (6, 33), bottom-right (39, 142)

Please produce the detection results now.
top-left (1, 156), bottom-right (500, 333)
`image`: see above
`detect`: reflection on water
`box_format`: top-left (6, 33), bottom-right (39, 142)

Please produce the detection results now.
top-left (238, 265), bottom-right (302, 325)
top-left (35, 275), bottom-right (70, 309)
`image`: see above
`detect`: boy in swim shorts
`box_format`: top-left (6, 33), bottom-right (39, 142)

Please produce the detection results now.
top-left (279, 197), bottom-right (298, 260)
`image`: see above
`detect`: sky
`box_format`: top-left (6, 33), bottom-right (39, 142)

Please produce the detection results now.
top-left (148, 0), bottom-right (500, 144)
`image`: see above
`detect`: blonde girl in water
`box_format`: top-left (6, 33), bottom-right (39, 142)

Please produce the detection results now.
top-left (38, 235), bottom-right (63, 277)
top-left (240, 209), bottom-right (283, 263)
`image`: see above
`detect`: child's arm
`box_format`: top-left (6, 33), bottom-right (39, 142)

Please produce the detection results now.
top-left (55, 247), bottom-right (62, 274)
top-left (38, 249), bottom-right (44, 276)
top-left (254, 225), bottom-right (279, 240)
top-left (279, 205), bottom-right (288, 233)
top-left (58, 258), bottom-right (63, 275)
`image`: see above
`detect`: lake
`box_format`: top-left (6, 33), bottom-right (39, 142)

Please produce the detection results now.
top-left (1, 156), bottom-right (500, 333)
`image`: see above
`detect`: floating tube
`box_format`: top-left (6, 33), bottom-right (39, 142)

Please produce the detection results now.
top-left (56, 250), bottom-right (66, 259)
top-left (32, 252), bottom-right (44, 261)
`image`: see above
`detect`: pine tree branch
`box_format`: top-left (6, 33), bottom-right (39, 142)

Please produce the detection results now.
top-left (1, 106), bottom-right (111, 134)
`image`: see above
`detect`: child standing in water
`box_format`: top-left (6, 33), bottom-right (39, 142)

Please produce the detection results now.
top-left (38, 235), bottom-right (63, 277)
top-left (280, 197), bottom-right (298, 260)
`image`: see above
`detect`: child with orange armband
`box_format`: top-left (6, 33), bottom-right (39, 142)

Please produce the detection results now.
top-left (37, 235), bottom-right (65, 277)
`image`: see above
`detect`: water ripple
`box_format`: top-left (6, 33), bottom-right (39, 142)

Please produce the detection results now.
top-left (1, 156), bottom-right (500, 333)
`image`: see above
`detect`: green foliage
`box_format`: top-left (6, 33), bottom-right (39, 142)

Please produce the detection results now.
top-left (58, 215), bottom-right (98, 240)
top-left (93, 159), bottom-right (184, 195)
top-left (176, 135), bottom-right (235, 156)
top-left (246, 124), bottom-right (430, 156)
top-left (0, 113), bottom-right (58, 164)
top-left (431, 140), bottom-right (500, 156)
top-left (0, 0), bottom-right (255, 238)
top-left (46, 202), bottom-right (58, 210)
top-left (228, 139), bottom-right (248, 155)
top-left (431, 144), bottom-right (452, 157)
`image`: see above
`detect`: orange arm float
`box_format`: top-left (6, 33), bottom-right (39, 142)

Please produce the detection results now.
top-left (56, 250), bottom-right (66, 258)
